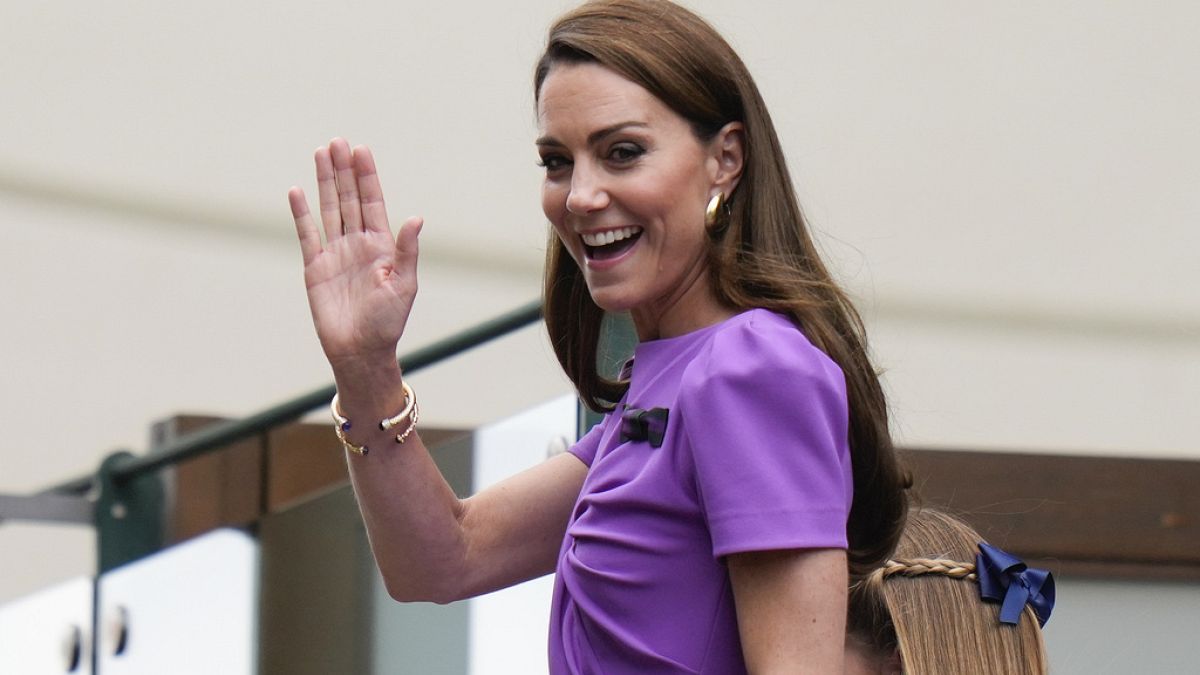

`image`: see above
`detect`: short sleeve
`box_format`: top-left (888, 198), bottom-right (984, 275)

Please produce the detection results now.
top-left (679, 313), bottom-right (853, 558)
top-left (568, 415), bottom-right (608, 467)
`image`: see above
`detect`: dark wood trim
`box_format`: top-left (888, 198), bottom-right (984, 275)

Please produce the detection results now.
top-left (153, 415), bottom-right (264, 545)
top-left (1048, 559), bottom-right (1200, 582)
top-left (156, 415), bottom-right (468, 543)
top-left (903, 448), bottom-right (1200, 580)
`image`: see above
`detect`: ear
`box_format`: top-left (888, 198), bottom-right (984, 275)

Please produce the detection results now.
top-left (707, 121), bottom-right (745, 196)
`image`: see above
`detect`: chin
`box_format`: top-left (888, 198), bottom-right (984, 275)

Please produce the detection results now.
top-left (584, 285), bottom-right (639, 314)
top-left (587, 293), bottom-right (633, 314)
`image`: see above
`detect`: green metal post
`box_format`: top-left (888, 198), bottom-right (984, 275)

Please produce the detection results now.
top-left (96, 451), bottom-right (165, 572)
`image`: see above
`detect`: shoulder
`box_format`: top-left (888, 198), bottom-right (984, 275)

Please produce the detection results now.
top-left (675, 311), bottom-right (855, 556)
top-left (568, 412), bottom-right (611, 467)
top-left (680, 309), bottom-right (846, 401)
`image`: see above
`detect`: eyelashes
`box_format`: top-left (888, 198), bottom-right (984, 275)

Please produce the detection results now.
top-left (537, 143), bottom-right (647, 173)
top-left (607, 143), bottom-right (645, 163)
top-left (537, 155), bottom-right (569, 171)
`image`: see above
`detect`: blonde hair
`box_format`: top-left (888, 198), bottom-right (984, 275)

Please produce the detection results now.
top-left (847, 509), bottom-right (1048, 675)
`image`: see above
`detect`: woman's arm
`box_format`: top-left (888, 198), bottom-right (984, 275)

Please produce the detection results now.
top-left (728, 548), bottom-right (847, 674)
top-left (289, 138), bottom-right (585, 603)
top-left (345, 405), bottom-right (586, 603)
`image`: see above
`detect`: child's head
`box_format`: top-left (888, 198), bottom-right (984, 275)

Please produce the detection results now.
top-left (845, 508), bottom-right (1051, 674)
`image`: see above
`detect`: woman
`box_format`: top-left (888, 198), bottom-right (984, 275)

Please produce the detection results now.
top-left (845, 508), bottom-right (1053, 674)
top-left (288, 1), bottom-right (908, 671)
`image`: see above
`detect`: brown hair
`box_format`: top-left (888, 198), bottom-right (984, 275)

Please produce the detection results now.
top-left (534, 0), bottom-right (908, 574)
top-left (848, 509), bottom-right (1049, 674)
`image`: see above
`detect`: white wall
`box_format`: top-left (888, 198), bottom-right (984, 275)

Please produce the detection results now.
top-left (1, 0), bottom-right (1196, 645)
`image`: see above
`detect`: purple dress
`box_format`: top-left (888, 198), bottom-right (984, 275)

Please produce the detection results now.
top-left (548, 309), bottom-right (854, 673)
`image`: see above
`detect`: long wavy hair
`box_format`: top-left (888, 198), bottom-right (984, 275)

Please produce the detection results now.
top-left (535, 0), bottom-right (908, 574)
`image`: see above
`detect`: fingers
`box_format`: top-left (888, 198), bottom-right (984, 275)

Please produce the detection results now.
top-left (353, 145), bottom-right (391, 234)
top-left (330, 139), bottom-right (364, 234)
top-left (308, 137), bottom-right (391, 243)
top-left (289, 186), bottom-right (322, 265)
top-left (315, 146), bottom-right (341, 242)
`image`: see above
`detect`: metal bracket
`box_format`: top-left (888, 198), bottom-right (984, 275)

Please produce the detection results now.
top-left (0, 492), bottom-right (94, 525)
top-left (96, 451), bottom-right (165, 573)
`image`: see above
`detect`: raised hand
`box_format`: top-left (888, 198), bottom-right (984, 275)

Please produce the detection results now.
top-left (289, 138), bottom-right (422, 371)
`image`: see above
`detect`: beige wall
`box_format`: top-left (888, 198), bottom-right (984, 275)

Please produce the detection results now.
top-left (2, 0), bottom-right (1196, 605)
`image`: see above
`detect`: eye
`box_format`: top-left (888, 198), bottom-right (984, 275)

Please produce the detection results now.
top-left (607, 143), bottom-right (644, 163)
top-left (537, 153), bottom-right (572, 174)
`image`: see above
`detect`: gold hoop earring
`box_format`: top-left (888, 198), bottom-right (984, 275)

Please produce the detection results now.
top-left (705, 192), bottom-right (727, 234)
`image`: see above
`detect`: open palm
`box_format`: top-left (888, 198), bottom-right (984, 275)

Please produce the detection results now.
top-left (288, 138), bottom-right (422, 367)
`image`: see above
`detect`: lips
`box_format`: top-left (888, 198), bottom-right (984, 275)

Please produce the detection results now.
top-left (582, 226), bottom-right (643, 262)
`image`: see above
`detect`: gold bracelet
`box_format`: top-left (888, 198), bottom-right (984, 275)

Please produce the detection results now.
top-left (393, 400), bottom-right (420, 445)
top-left (379, 382), bottom-right (417, 431)
top-left (330, 382), bottom-right (419, 455)
top-left (330, 393), bottom-right (369, 456)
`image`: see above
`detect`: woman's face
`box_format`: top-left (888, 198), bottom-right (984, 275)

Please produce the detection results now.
top-left (536, 62), bottom-right (737, 337)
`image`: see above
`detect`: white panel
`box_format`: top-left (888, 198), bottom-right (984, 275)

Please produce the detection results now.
top-left (96, 529), bottom-right (257, 674)
top-left (1046, 576), bottom-right (1200, 673)
top-left (468, 395), bottom-right (578, 675)
top-left (0, 576), bottom-right (93, 675)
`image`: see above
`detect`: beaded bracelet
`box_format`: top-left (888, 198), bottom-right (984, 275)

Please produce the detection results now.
top-left (330, 382), bottom-right (419, 456)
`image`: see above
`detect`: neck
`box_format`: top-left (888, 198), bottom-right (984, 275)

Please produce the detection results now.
top-left (630, 269), bottom-right (734, 341)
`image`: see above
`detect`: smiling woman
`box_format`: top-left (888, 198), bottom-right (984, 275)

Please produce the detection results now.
top-left (287, 0), bottom-right (908, 672)
top-left (536, 62), bottom-right (733, 337)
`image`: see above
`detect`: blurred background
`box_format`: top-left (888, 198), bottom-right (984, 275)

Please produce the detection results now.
top-left (1, 0), bottom-right (1196, 671)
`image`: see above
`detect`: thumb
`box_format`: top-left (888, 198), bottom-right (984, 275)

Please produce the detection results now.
top-left (394, 215), bottom-right (423, 275)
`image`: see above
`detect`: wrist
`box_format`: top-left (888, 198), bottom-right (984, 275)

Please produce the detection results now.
top-left (327, 346), bottom-right (400, 375)
top-left (330, 358), bottom-right (407, 416)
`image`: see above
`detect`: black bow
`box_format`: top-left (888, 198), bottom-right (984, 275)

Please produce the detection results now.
top-left (619, 407), bottom-right (669, 447)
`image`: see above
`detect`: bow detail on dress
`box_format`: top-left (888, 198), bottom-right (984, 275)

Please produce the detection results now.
top-left (619, 407), bottom-right (669, 448)
top-left (975, 542), bottom-right (1056, 627)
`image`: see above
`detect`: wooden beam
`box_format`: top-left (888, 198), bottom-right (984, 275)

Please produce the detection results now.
top-left (904, 448), bottom-right (1200, 579)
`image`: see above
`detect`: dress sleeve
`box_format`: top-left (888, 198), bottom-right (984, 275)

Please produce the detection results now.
top-left (678, 313), bottom-right (854, 558)
top-left (568, 415), bottom-right (608, 467)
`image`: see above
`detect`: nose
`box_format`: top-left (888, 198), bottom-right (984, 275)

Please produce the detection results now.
top-left (565, 164), bottom-right (610, 215)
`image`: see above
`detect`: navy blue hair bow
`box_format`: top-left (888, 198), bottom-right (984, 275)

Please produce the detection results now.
top-left (619, 407), bottom-right (669, 448)
top-left (975, 542), bottom-right (1055, 627)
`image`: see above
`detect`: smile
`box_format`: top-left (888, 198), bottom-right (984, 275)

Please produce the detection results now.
top-left (581, 226), bottom-right (643, 262)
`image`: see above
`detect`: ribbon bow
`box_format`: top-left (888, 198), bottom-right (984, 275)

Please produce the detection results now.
top-left (975, 542), bottom-right (1056, 627)
top-left (619, 407), bottom-right (669, 448)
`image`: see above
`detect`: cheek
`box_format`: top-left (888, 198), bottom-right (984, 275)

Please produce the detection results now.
top-left (541, 181), bottom-right (566, 222)
top-left (542, 183), bottom-right (576, 250)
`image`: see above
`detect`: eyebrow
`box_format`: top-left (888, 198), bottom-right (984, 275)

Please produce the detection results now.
top-left (536, 121), bottom-right (649, 148)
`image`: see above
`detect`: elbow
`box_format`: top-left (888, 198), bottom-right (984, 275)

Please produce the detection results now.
top-left (381, 573), bottom-right (465, 606)
top-left (385, 587), bottom-right (461, 606)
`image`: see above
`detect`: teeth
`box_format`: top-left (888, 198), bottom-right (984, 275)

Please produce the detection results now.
top-left (581, 226), bottom-right (642, 247)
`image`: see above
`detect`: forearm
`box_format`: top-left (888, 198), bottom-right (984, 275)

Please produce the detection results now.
top-left (332, 358), bottom-right (582, 603)
top-left (334, 358), bottom-right (471, 603)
